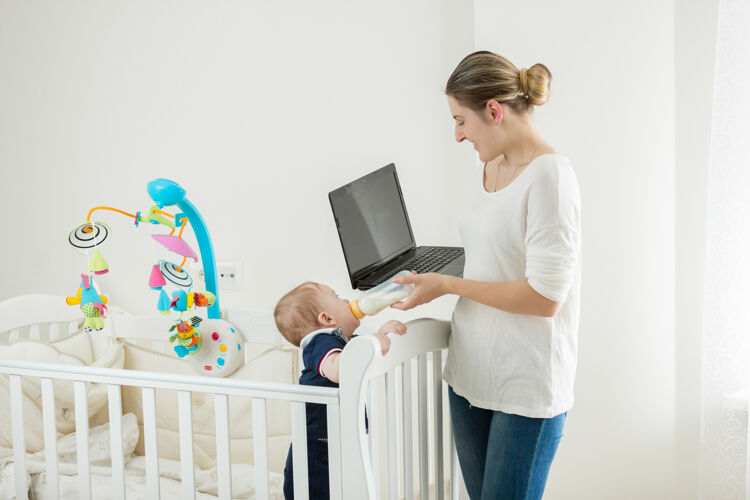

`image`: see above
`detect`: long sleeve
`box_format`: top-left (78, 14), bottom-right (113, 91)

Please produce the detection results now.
top-left (525, 162), bottom-right (581, 302)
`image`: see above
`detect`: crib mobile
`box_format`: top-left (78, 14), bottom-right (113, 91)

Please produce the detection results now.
top-left (65, 178), bottom-right (243, 377)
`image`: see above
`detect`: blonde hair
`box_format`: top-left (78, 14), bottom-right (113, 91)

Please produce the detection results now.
top-left (273, 282), bottom-right (324, 346)
top-left (445, 51), bottom-right (552, 114)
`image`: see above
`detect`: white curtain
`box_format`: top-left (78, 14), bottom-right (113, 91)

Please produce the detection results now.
top-left (700, 0), bottom-right (750, 498)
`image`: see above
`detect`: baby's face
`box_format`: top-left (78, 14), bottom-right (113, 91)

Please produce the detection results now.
top-left (318, 284), bottom-right (360, 338)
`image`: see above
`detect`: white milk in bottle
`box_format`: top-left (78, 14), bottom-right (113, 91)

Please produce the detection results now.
top-left (349, 271), bottom-right (415, 318)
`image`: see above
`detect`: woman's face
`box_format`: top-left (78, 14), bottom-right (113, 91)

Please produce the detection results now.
top-left (447, 95), bottom-right (503, 163)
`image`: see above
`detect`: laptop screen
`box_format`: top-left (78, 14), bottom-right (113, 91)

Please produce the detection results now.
top-left (329, 164), bottom-right (415, 280)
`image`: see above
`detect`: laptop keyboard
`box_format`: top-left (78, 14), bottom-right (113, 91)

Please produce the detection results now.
top-left (399, 247), bottom-right (464, 274)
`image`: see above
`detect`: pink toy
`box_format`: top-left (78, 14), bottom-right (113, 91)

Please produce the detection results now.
top-left (148, 264), bottom-right (167, 289)
top-left (151, 234), bottom-right (198, 261)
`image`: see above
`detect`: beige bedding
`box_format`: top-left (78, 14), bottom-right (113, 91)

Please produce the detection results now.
top-left (0, 329), bottom-right (297, 498)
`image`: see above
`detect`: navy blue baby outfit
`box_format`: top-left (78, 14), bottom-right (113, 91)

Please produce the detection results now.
top-left (283, 327), bottom-right (347, 500)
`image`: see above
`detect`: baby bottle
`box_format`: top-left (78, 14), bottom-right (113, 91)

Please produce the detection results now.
top-left (349, 270), bottom-right (415, 319)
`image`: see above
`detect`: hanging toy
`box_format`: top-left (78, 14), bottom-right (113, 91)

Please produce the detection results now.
top-left (158, 260), bottom-right (193, 288)
top-left (169, 319), bottom-right (203, 358)
top-left (170, 290), bottom-right (189, 311)
top-left (152, 234), bottom-right (198, 262)
top-left (157, 288), bottom-right (171, 314)
top-left (88, 248), bottom-right (109, 275)
top-left (149, 264), bottom-right (167, 289)
top-left (168, 290), bottom-right (215, 312)
top-left (191, 291), bottom-right (215, 308)
top-left (66, 274), bottom-right (109, 331)
top-left (68, 221), bottom-right (112, 254)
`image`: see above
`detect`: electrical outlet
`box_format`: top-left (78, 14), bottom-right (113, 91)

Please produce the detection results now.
top-left (195, 261), bottom-right (241, 290)
top-left (216, 261), bottom-right (241, 290)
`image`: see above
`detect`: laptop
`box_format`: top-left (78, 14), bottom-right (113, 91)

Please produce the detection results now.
top-left (329, 163), bottom-right (465, 290)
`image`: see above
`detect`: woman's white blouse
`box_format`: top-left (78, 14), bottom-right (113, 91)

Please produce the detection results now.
top-left (443, 154), bottom-right (581, 418)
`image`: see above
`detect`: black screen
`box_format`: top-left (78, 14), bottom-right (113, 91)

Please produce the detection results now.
top-left (329, 164), bottom-right (415, 278)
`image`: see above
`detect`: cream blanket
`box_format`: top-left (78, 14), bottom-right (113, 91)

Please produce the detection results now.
top-left (0, 413), bottom-right (284, 499)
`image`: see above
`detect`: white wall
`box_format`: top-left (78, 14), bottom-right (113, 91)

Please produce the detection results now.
top-left (474, 1), bottom-right (676, 498)
top-left (0, 1), bottom-right (474, 324)
top-left (675, 1), bottom-right (719, 498)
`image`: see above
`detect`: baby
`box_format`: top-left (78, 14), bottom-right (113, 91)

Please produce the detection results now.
top-left (274, 281), bottom-right (406, 500)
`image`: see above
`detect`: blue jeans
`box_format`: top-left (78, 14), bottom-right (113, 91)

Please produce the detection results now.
top-left (448, 386), bottom-right (566, 500)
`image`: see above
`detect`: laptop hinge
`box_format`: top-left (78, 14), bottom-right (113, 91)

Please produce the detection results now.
top-left (355, 248), bottom-right (416, 285)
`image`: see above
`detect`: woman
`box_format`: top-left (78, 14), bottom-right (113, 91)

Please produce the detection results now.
top-left (392, 51), bottom-right (581, 499)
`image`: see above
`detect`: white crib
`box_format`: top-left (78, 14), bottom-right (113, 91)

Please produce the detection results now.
top-left (0, 295), bottom-right (458, 499)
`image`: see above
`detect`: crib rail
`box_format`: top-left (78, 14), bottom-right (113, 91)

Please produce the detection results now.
top-left (1, 316), bottom-right (458, 499)
top-left (0, 359), bottom-right (340, 500)
top-left (0, 294), bottom-right (83, 343)
top-left (340, 318), bottom-right (458, 500)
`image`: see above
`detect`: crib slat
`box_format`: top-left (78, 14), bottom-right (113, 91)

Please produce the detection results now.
top-left (385, 370), bottom-right (399, 500)
top-left (252, 398), bottom-right (270, 500)
top-left (433, 351), bottom-right (444, 498)
top-left (402, 360), bottom-right (414, 500)
top-left (142, 387), bottom-right (161, 500)
top-left (29, 323), bottom-right (41, 340)
top-left (417, 354), bottom-right (429, 498)
top-left (291, 401), bottom-right (309, 500)
top-left (8, 328), bottom-right (20, 342)
top-left (74, 381), bottom-right (92, 500)
top-left (214, 393), bottom-right (233, 500)
top-left (55, 321), bottom-right (70, 339)
top-left (41, 378), bottom-right (60, 500)
top-left (368, 378), bottom-right (381, 498)
top-left (9, 375), bottom-right (27, 500)
top-left (108, 384), bottom-right (125, 500)
top-left (178, 390), bottom-right (197, 500)
top-left (326, 403), bottom-right (342, 500)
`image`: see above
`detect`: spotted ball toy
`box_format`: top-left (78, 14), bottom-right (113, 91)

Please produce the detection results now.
top-left (177, 319), bottom-right (243, 377)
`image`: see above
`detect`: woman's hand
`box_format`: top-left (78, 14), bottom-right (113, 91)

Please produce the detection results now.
top-left (390, 272), bottom-right (448, 311)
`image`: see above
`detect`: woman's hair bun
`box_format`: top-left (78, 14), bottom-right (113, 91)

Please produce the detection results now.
top-left (523, 63), bottom-right (552, 106)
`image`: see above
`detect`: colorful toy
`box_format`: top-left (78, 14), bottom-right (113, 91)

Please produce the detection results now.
top-left (67, 179), bottom-right (243, 377)
top-left (65, 274), bottom-right (109, 331)
top-left (169, 318), bottom-right (203, 357)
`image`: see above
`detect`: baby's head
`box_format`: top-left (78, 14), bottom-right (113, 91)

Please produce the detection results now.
top-left (273, 281), bottom-right (360, 347)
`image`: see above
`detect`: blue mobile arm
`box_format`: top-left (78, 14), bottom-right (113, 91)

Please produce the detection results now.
top-left (146, 178), bottom-right (220, 319)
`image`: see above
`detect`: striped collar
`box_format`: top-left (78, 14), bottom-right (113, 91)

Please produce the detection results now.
top-left (299, 327), bottom-right (346, 350)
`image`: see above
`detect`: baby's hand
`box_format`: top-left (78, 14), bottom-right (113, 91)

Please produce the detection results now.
top-left (378, 320), bottom-right (407, 336)
top-left (374, 332), bottom-right (391, 356)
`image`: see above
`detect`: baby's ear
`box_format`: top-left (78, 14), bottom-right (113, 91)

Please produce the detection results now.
top-left (317, 311), bottom-right (336, 326)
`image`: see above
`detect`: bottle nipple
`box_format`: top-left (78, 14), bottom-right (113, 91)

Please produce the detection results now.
top-left (349, 300), bottom-right (365, 319)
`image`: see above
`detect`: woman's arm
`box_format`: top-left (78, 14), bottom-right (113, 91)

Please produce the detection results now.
top-left (444, 275), bottom-right (561, 317)
top-left (391, 273), bottom-right (561, 317)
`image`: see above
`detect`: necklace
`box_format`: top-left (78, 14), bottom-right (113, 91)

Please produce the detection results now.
top-left (493, 144), bottom-right (542, 192)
